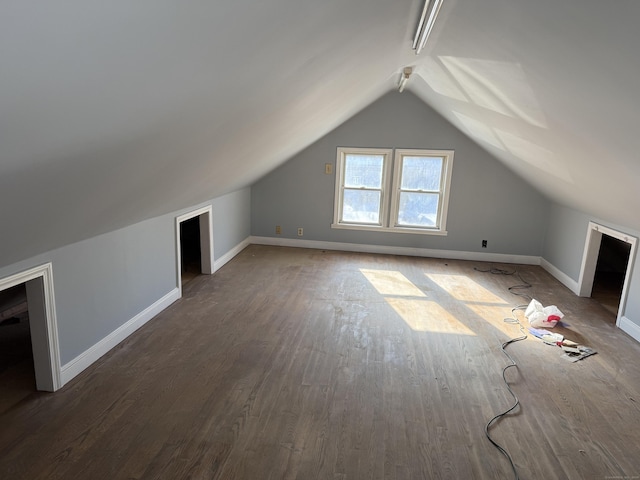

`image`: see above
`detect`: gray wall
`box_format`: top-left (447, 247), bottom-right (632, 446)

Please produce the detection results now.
top-left (0, 188), bottom-right (251, 366)
top-left (542, 204), bottom-right (591, 281)
top-left (213, 188), bottom-right (251, 260)
top-left (0, 214), bottom-right (175, 365)
top-left (251, 92), bottom-right (550, 256)
top-left (543, 202), bottom-right (640, 329)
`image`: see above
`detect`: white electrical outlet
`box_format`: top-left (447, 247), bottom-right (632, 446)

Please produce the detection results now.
top-left (297, 227), bottom-right (303, 236)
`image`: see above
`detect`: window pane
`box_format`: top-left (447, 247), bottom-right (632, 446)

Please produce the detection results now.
top-left (401, 156), bottom-right (443, 191)
top-left (342, 189), bottom-right (381, 224)
top-left (344, 154), bottom-right (384, 188)
top-left (397, 192), bottom-right (439, 227)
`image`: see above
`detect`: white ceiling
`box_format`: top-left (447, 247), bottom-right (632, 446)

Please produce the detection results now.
top-left (410, 0), bottom-right (640, 230)
top-left (2, 0), bottom-right (640, 266)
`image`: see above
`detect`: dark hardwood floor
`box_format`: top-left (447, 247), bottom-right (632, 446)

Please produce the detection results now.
top-left (1, 245), bottom-right (639, 479)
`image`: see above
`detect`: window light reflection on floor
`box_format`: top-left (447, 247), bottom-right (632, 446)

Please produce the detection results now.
top-left (359, 268), bottom-right (476, 335)
top-left (424, 273), bottom-right (508, 303)
top-left (360, 269), bottom-right (426, 297)
top-left (386, 297), bottom-right (477, 335)
top-left (425, 273), bottom-right (525, 336)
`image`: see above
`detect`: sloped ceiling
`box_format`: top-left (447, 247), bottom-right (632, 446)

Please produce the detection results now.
top-left (1, 0), bottom-right (640, 267)
top-left (410, 0), bottom-right (640, 233)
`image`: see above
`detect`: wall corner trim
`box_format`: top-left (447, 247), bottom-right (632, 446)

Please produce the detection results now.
top-left (619, 316), bottom-right (640, 343)
top-left (60, 287), bottom-right (180, 387)
top-left (540, 258), bottom-right (580, 295)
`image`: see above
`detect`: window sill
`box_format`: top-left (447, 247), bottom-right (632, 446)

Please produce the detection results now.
top-left (331, 223), bottom-right (448, 236)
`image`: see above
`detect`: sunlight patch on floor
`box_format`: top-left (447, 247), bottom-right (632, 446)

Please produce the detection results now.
top-left (425, 273), bottom-right (509, 304)
top-left (360, 269), bottom-right (426, 298)
top-left (359, 268), bottom-right (477, 335)
top-left (386, 298), bottom-right (477, 335)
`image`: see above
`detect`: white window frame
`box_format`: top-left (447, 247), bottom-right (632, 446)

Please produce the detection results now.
top-left (332, 147), bottom-right (393, 229)
top-left (332, 147), bottom-right (454, 235)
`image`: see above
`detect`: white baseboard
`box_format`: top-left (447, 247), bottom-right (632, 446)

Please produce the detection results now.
top-left (619, 316), bottom-right (640, 343)
top-left (249, 236), bottom-right (540, 265)
top-left (213, 237), bottom-right (251, 272)
top-left (540, 258), bottom-right (580, 294)
top-left (60, 288), bottom-right (180, 386)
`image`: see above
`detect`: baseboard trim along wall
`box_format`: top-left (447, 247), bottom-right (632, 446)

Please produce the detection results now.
top-left (250, 236), bottom-right (541, 265)
top-left (619, 316), bottom-right (640, 343)
top-left (539, 258), bottom-right (580, 295)
top-left (60, 288), bottom-right (180, 386)
top-left (214, 237), bottom-right (251, 272)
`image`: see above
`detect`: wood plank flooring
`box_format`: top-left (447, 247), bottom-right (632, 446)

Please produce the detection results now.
top-left (1, 245), bottom-right (640, 479)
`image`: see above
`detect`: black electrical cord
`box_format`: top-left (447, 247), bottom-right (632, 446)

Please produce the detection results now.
top-left (474, 265), bottom-right (532, 302)
top-left (474, 265), bottom-right (516, 275)
top-left (475, 264), bottom-right (533, 480)
top-left (485, 307), bottom-right (527, 480)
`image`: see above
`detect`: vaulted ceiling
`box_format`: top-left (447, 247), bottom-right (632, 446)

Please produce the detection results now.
top-left (2, 0), bottom-right (640, 266)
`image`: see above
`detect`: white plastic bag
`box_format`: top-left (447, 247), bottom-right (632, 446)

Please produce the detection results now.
top-left (524, 299), bottom-right (563, 328)
top-left (524, 299), bottom-right (543, 319)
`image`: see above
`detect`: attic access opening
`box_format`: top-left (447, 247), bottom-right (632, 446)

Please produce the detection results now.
top-left (180, 216), bottom-right (202, 286)
top-left (592, 235), bottom-right (631, 318)
top-left (0, 264), bottom-right (61, 395)
top-left (175, 206), bottom-right (214, 294)
top-left (578, 222), bottom-right (637, 326)
top-left (0, 283), bottom-right (35, 413)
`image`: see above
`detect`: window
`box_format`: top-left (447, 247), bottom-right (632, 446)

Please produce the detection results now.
top-left (333, 148), bottom-right (393, 227)
top-left (333, 147), bottom-right (453, 235)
